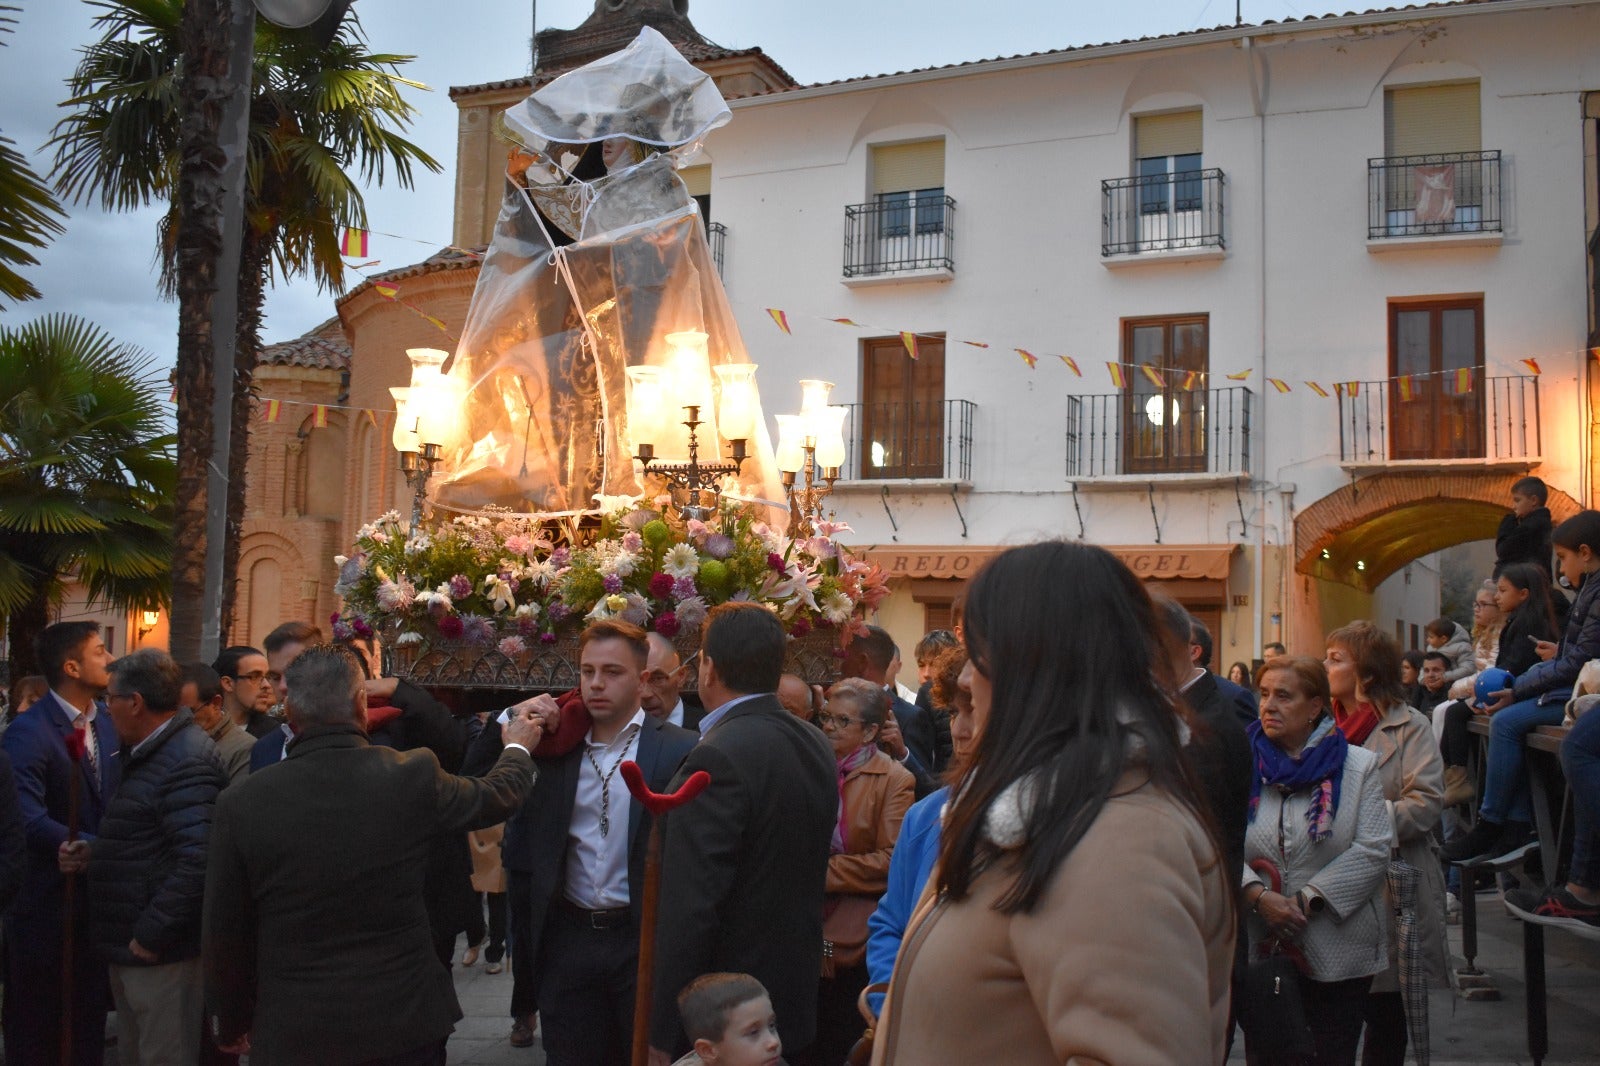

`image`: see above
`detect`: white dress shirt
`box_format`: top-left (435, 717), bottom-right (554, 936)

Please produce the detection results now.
top-left (665, 699), bottom-right (685, 729)
top-left (50, 690), bottom-right (104, 774)
top-left (564, 709), bottom-right (645, 910)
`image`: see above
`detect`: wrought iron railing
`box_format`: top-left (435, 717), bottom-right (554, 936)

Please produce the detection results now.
top-left (1102, 168), bottom-right (1225, 256)
top-left (706, 221), bottom-right (726, 277)
top-left (843, 196), bottom-right (956, 277)
top-left (1336, 374), bottom-right (1539, 463)
top-left (1368, 151), bottom-right (1502, 238)
top-left (1589, 226), bottom-right (1600, 347)
top-left (839, 399), bottom-right (975, 480)
top-left (1065, 386), bottom-right (1252, 478)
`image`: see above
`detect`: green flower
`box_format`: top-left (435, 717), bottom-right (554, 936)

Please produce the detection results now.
top-left (698, 559), bottom-right (730, 594)
top-left (642, 519), bottom-right (672, 548)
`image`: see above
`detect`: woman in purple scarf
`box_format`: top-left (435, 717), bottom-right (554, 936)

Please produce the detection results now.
top-left (1241, 657), bottom-right (1394, 1065)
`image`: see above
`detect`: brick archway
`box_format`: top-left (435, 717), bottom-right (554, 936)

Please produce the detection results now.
top-left (1294, 471), bottom-right (1580, 592)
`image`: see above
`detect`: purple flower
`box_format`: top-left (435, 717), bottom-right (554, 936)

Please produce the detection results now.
top-left (517, 617), bottom-right (538, 637)
top-left (672, 575), bottom-right (697, 600)
top-left (767, 552), bottom-right (786, 573)
top-left (448, 574), bottom-right (472, 600)
top-left (437, 614), bottom-right (465, 640)
top-left (655, 612), bottom-right (680, 638)
top-left (702, 533), bottom-right (735, 560)
top-left (648, 571), bottom-right (675, 598)
top-left (540, 632), bottom-right (558, 645)
top-left (620, 593), bottom-right (651, 627)
top-left (550, 547), bottom-right (571, 568)
top-left (790, 617), bottom-right (812, 638)
top-left (548, 602), bottom-right (572, 623)
top-left (603, 573), bottom-right (624, 594)
top-left (461, 614), bottom-right (495, 646)
top-left (331, 619), bottom-right (355, 642)
top-left (351, 616), bottom-right (373, 639)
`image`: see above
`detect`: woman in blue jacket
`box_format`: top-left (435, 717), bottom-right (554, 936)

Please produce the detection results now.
top-left (1445, 510), bottom-right (1600, 865)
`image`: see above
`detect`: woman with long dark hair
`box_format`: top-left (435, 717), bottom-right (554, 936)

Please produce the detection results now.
top-left (871, 541), bottom-right (1235, 1064)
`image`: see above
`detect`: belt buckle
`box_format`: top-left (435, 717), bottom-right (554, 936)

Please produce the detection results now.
top-left (589, 910), bottom-right (608, 930)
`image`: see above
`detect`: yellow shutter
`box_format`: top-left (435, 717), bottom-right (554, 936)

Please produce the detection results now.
top-left (679, 164), bottom-right (711, 197)
top-left (871, 140), bottom-right (945, 194)
top-left (1134, 111), bottom-right (1202, 159)
top-left (1385, 83), bottom-right (1481, 156)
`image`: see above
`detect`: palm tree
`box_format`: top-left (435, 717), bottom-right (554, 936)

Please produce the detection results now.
top-left (0, 314), bottom-right (175, 681)
top-left (0, 4), bottom-right (67, 308)
top-left (49, 0), bottom-right (440, 656)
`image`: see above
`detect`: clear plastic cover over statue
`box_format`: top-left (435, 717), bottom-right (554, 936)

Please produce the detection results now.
top-left (434, 27), bottom-right (782, 517)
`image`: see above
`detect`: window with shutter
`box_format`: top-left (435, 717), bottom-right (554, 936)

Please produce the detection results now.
top-left (1133, 112), bottom-right (1204, 216)
top-left (870, 141), bottom-right (946, 237)
top-left (1385, 83), bottom-right (1481, 157)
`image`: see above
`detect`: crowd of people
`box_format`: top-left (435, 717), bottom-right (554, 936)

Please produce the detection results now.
top-left (0, 476), bottom-right (1596, 1064)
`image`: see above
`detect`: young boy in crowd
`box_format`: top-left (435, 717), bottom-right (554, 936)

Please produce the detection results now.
top-left (674, 973), bottom-right (783, 1066)
top-left (1497, 476), bottom-right (1554, 579)
top-left (1425, 616), bottom-right (1475, 684)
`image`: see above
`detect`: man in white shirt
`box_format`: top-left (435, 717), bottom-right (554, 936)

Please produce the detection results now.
top-left (639, 631), bottom-right (705, 731)
top-left (475, 620), bottom-right (697, 1065)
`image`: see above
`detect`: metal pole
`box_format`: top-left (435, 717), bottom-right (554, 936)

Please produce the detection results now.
top-left (199, 0), bottom-right (256, 662)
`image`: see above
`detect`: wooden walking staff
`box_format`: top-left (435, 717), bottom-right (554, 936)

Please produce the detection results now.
top-left (621, 760), bottom-right (711, 1066)
top-left (60, 726), bottom-right (89, 1066)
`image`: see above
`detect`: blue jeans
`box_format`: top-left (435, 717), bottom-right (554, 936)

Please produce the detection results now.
top-left (1561, 708), bottom-right (1600, 890)
top-left (1480, 698), bottom-right (1566, 824)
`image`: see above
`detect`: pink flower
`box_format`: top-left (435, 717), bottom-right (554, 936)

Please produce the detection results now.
top-left (621, 531), bottom-right (644, 553)
top-left (504, 534), bottom-right (532, 556)
top-left (498, 636), bottom-right (527, 657)
top-left (540, 632), bottom-right (559, 645)
top-left (767, 552), bottom-right (786, 573)
top-left (790, 617), bottom-right (812, 638)
top-left (437, 614), bottom-right (465, 640)
top-left (448, 574), bottom-right (472, 600)
top-left (702, 533), bottom-right (734, 560)
top-left (648, 571), bottom-right (675, 598)
top-left (655, 612), bottom-right (680, 638)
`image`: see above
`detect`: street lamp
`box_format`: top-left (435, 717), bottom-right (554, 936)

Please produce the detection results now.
top-left (391, 348), bottom-right (467, 529)
top-left (775, 379), bottom-right (847, 539)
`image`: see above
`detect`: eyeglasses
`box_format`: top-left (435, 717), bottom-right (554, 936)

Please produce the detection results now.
top-left (232, 671), bottom-right (269, 684)
top-left (264, 672), bottom-right (284, 685)
top-left (816, 712), bottom-right (863, 729)
top-left (1473, 601), bottom-right (1496, 610)
top-left (643, 650), bottom-right (699, 687)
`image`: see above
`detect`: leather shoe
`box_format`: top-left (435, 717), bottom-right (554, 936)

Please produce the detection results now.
top-left (509, 1018), bottom-right (534, 1047)
top-left (462, 944), bottom-right (480, 967)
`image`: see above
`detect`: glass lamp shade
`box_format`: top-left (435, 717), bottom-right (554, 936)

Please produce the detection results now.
top-left (405, 347), bottom-right (449, 388)
top-left (625, 365), bottom-right (668, 451)
top-left (814, 406), bottom-right (848, 469)
top-left (389, 387), bottom-right (420, 452)
top-left (661, 330), bottom-right (716, 455)
top-left (712, 363), bottom-right (758, 441)
top-left (798, 379), bottom-right (834, 418)
top-left (404, 348), bottom-right (467, 452)
top-left (774, 414), bottom-right (806, 473)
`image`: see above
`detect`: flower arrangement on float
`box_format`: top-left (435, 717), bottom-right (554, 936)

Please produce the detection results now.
top-left (333, 497), bottom-right (888, 655)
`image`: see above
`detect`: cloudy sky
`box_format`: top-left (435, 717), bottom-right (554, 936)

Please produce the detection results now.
top-left (1, 0), bottom-right (1320, 367)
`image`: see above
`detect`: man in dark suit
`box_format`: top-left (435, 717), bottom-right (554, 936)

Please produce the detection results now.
top-left (466, 620), bottom-right (696, 1064)
top-left (202, 645), bottom-right (546, 1065)
top-left (0, 621), bottom-right (122, 1065)
top-left (842, 625), bottom-right (938, 791)
top-left (639, 631), bottom-right (705, 731)
top-left (648, 604), bottom-right (837, 1064)
top-left (1191, 619), bottom-right (1258, 726)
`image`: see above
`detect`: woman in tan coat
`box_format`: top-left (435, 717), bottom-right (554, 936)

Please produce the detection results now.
top-left (1325, 621), bottom-right (1447, 1066)
top-left (809, 678), bottom-right (914, 1066)
top-left (873, 542), bottom-right (1235, 1065)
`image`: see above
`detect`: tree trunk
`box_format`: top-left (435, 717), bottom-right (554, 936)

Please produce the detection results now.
top-left (167, 0), bottom-right (234, 662)
top-left (222, 233), bottom-right (267, 644)
top-left (4, 578), bottom-right (50, 684)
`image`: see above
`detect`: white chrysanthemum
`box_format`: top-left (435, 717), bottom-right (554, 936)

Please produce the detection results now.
top-left (820, 591), bottom-right (854, 625)
top-left (662, 543), bottom-right (700, 579)
top-left (395, 631), bottom-right (424, 646)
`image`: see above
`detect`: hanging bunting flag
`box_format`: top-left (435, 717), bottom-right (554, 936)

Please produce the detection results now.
top-left (1268, 378), bottom-right (1291, 394)
top-left (1340, 381), bottom-right (1360, 398)
top-left (1015, 349), bottom-right (1038, 369)
top-left (1107, 362), bottom-right (1127, 388)
top-left (765, 308), bottom-right (791, 335)
top-left (1059, 355), bottom-right (1081, 377)
top-left (168, 387), bottom-right (177, 403)
top-left (374, 282), bottom-right (399, 301)
top-left (1181, 370), bottom-right (1201, 392)
top-left (962, 340), bottom-right (990, 349)
top-left (348, 259), bottom-right (381, 271)
top-left (1306, 382), bottom-right (1329, 398)
top-left (1226, 369), bottom-right (1252, 381)
top-left (1139, 363), bottom-right (1165, 388)
top-left (1396, 375), bottom-right (1417, 402)
top-left (365, 409), bottom-right (380, 430)
top-left (419, 311), bottom-right (449, 332)
top-left (340, 227), bottom-right (369, 258)
top-left (830, 317), bottom-right (862, 327)
top-left (1450, 367), bottom-right (1474, 395)
top-left (1522, 358), bottom-right (1541, 375)
top-left (900, 332), bottom-right (920, 360)
top-left (312, 404), bottom-right (329, 428)
top-left (261, 399), bottom-right (282, 424)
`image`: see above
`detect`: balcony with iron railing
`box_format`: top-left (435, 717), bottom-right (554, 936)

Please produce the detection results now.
top-left (1066, 386), bottom-right (1252, 481)
top-left (1102, 168), bottom-right (1226, 261)
top-left (1367, 151), bottom-right (1503, 245)
top-left (706, 220), bottom-right (726, 278)
top-left (842, 195), bottom-right (956, 283)
top-left (837, 399), bottom-right (975, 482)
top-left (1337, 374), bottom-right (1539, 469)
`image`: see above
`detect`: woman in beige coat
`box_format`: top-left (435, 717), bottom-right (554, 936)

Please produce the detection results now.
top-left (1325, 621), bottom-right (1448, 1066)
top-left (873, 542), bottom-right (1235, 1065)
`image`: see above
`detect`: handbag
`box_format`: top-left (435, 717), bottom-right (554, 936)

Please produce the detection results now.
top-left (845, 981), bottom-right (890, 1066)
top-left (1237, 859), bottom-right (1315, 1059)
top-left (821, 894), bottom-right (876, 977)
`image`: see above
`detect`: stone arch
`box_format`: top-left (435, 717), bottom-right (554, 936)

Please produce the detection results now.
top-left (1294, 470), bottom-right (1580, 592)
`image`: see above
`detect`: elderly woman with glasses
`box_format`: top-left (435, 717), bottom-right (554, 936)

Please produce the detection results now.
top-left (804, 678), bottom-right (915, 1066)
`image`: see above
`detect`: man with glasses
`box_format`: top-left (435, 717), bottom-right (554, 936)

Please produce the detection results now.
top-left (639, 632), bottom-right (704, 732)
top-left (249, 622), bottom-right (324, 770)
top-left (180, 663), bottom-right (253, 786)
top-left (212, 646), bottom-right (275, 740)
top-left (59, 649), bottom-right (226, 1066)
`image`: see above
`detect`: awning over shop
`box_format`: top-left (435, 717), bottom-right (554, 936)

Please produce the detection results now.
top-left (860, 544), bottom-right (1239, 582)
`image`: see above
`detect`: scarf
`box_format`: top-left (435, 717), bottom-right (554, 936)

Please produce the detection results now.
top-left (831, 745), bottom-right (876, 854)
top-left (1247, 716), bottom-right (1348, 842)
top-left (1331, 699), bottom-right (1381, 747)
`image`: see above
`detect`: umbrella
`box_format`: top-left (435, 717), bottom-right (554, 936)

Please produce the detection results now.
top-left (1387, 858), bottom-right (1430, 1065)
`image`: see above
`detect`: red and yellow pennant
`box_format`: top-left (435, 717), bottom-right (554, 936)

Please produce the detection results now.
top-left (830, 317), bottom-right (862, 327)
top-left (1268, 378), bottom-right (1291, 394)
top-left (1338, 381), bottom-right (1360, 398)
top-left (962, 340), bottom-right (990, 349)
top-left (312, 404), bottom-right (329, 428)
top-left (373, 282), bottom-right (399, 301)
top-left (1015, 349), bottom-right (1038, 369)
top-left (765, 308), bottom-right (791, 335)
top-left (1396, 375), bottom-right (1417, 402)
top-left (1106, 362), bottom-right (1127, 388)
top-left (1181, 370), bottom-right (1201, 392)
top-left (900, 332), bottom-right (920, 360)
top-left (1306, 381), bottom-right (1329, 398)
top-left (261, 399), bottom-right (282, 424)
top-left (168, 387), bottom-right (177, 403)
top-left (1058, 355), bottom-right (1081, 377)
top-left (1522, 358), bottom-right (1541, 376)
top-left (1449, 367), bottom-right (1474, 395)
top-left (1226, 369), bottom-right (1252, 381)
top-left (1139, 363), bottom-right (1165, 388)
top-left (340, 227), bottom-right (369, 258)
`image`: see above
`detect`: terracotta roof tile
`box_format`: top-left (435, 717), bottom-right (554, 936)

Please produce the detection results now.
top-left (260, 317), bottom-right (351, 371)
top-left (333, 247), bottom-right (483, 312)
